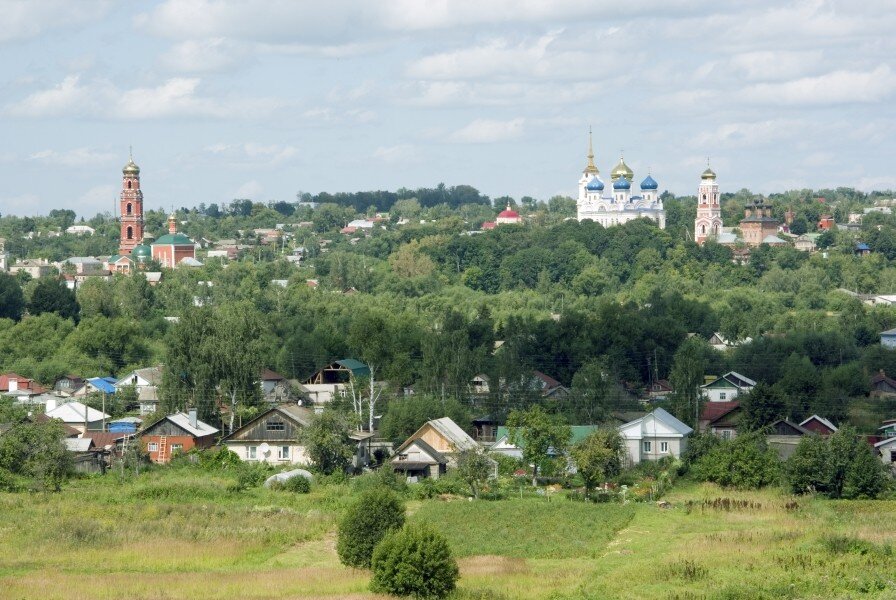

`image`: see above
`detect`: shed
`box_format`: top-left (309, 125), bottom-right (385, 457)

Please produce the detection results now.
top-left (391, 417), bottom-right (480, 479)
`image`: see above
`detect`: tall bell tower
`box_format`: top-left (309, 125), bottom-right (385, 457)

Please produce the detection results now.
top-left (119, 151), bottom-right (144, 255)
top-left (694, 163), bottom-right (722, 245)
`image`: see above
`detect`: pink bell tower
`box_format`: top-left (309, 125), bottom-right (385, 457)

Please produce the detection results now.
top-left (694, 162), bottom-right (722, 245)
top-left (119, 150), bottom-right (145, 255)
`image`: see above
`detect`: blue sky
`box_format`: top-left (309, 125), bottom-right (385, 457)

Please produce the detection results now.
top-left (1, 0), bottom-right (894, 217)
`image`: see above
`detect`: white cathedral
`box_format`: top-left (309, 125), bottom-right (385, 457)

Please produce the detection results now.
top-left (576, 132), bottom-right (666, 228)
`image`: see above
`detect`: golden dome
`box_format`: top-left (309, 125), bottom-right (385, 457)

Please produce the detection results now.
top-left (701, 166), bottom-right (717, 180)
top-left (610, 156), bottom-right (633, 182)
top-left (123, 158), bottom-right (140, 175)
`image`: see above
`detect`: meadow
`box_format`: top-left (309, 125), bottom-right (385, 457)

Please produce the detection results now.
top-left (0, 468), bottom-right (894, 599)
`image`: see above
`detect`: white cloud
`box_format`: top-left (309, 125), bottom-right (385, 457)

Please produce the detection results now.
top-left (6, 75), bottom-right (281, 119)
top-left (372, 144), bottom-right (417, 163)
top-left (742, 65), bottom-right (896, 105)
top-left (76, 185), bottom-right (117, 217)
top-left (160, 38), bottom-right (250, 73)
top-left (693, 119), bottom-right (805, 149)
top-left (448, 118), bottom-right (525, 143)
top-left (0, 0), bottom-right (111, 43)
top-left (405, 81), bottom-right (604, 107)
top-left (235, 180), bottom-right (264, 199)
top-left (28, 147), bottom-right (117, 167)
top-left (204, 143), bottom-right (297, 165)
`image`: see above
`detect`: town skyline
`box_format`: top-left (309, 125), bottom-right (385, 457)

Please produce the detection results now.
top-left (1, 1), bottom-right (895, 218)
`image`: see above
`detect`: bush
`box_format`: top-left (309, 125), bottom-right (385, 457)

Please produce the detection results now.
top-left (370, 523), bottom-right (459, 599)
top-left (337, 487), bottom-right (406, 568)
top-left (692, 432), bottom-right (780, 489)
top-left (229, 463), bottom-right (271, 492)
top-left (410, 474), bottom-right (468, 500)
top-left (271, 475), bottom-right (311, 494)
top-left (197, 446), bottom-right (243, 471)
top-left (351, 468), bottom-right (408, 495)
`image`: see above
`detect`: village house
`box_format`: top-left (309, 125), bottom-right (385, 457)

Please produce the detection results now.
top-left (140, 409), bottom-right (218, 463)
top-left (698, 401), bottom-right (742, 439)
top-left (44, 399), bottom-right (110, 434)
top-left (875, 420), bottom-right (896, 466)
top-left (71, 377), bottom-right (118, 398)
top-left (700, 371), bottom-right (756, 402)
top-left (8, 258), bottom-right (52, 279)
top-left (766, 419), bottom-right (812, 460)
top-left (302, 359), bottom-right (369, 405)
top-left (870, 370), bottom-right (896, 396)
top-left (222, 404), bottom-right (314, 465)
top-left (391, 417), bottom-right (480, 480)
top-left (799, 415), bottom-right (838, 436)
top-left (490, 425), bottom-right (600, 463)
top-left (618, 408), bottom-right (692, 465)
top-left (114, 367), bottom-right (162, 414)
top-left (707, 332), bottom-right (752, 352)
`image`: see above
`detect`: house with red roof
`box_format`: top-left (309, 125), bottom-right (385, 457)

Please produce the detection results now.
top-left (698, 401), bottom-right (742, 439)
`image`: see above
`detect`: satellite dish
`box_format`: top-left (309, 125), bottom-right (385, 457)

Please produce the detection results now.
top-left (259, 443), bottom-right (270, 456)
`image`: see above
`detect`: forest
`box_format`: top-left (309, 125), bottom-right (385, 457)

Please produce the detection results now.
top-left (2, 183), bottom-right (896, 435)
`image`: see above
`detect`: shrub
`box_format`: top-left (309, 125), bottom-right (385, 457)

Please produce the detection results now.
top-left (272, 475), bottom-right (311, 494)
top-left (229, 463), bottom-right (271, 492)
top-left (692, 432), bottom-right (779, 489)
top-left (370, 523), bottom-right (459, 599)
top-left (337, 487), bottom-right (405, 568)
top-left (197, 446), bottom-right (243, 471)
top-left (351, 468), bottom-right (408, 495)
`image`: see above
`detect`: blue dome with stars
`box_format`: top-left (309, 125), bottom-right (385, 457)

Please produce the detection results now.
top-left (613, 177), bottom-right (631, 190)
top-left (640, 174), bottom-right (658, 190)
top-left (585, 176), bottom-right (604, 191)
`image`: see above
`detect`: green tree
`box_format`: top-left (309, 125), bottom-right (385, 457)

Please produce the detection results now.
top-left (297, 408), bottom-right (354, 475)
top-left (740, 382), bottom-right (787, 431)
top-left (337, 488), bottom-right (406, 569)
top-left (692, 431), bottom-right (780, 489)
top-left (455, 447), bottom-right (493, 499)
top-left (379, 395), bottom-right (471, 444)
top-left (27, 278), bottom-right (79, 322)
top-left (570, 428), bottom-right (623, 498)
top-left (784, 434), bottom-right (832, 494)
top-left (507, 405), bottom-right (572, 485)
top-left (370, 523), bottom-right (459, 599)
top-left (0, 419), bottom-right (73, 491)
top-left (668, 336), bottom-right (708, 429)
top-left (0, 272), bottom-right (25, 321)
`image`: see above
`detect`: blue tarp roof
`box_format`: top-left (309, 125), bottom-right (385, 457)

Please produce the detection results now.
top-left (87, 377), bottom-right (117, 394)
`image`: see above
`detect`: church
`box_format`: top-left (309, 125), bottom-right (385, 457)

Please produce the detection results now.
top-left (576, 132), bottom-right (666, 228)
top-left (108, 154), bottom-right (197, 272)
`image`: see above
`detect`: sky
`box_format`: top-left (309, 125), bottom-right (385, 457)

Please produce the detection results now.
top-left (1, 0), bottom-right (894, 218)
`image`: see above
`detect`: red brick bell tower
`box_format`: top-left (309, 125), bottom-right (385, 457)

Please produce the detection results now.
top-left (119, 151), bottom-right (145, 255)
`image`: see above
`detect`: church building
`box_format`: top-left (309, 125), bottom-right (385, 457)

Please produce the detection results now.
top-left (694, 165), bottom-right (723, 244)
top-left (576, 131), bottom-right (665, 228)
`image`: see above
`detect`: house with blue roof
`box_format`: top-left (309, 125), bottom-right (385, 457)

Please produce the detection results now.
top-left (72, 377), bottom-right (118, 397)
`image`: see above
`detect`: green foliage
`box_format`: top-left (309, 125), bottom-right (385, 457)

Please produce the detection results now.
top-left (297, 408), bottom-right (355, 475)
top-left (740, 382), bottom-right (787, 431)
top-left (229, 463), bottom-right (271, 492)
top-left (679, 432), bottom-right (722, 474)
top-left (0, 272), bottom-right (25, 321)
top-left (786, 427), bottom-right (888, 499)
top-left (0, 419), bottom-right (73, 491)
top-left (337, 487), bottom-right (406, 568)
top-left (380, 394), bottom-right (472, 444)
top-left (271, 475), bottom-right (311, 493)
top-left (570, 428), bottom-right (624, 497)
top-left (27, 277), bottom-right (79, 322)
top-left (455, 448), bottom-right (494, 498)
top-left (507, 405), bottom-right (572, 484)
top-left (370, 523), bottom-right (459, 599)
top-left (692, 432), bottom-right (780, 489)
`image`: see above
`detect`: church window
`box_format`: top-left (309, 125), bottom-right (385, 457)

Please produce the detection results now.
top-left (127, 226), bottom-right (133, 240)
top-left (126, 203), bottom-right (132, 215)
top-left (127, 180), bottom-right (132, 189)
top-left (701, 225), bottom-right (706, 234)
top-left (702, 194), bottom-right (706, 200)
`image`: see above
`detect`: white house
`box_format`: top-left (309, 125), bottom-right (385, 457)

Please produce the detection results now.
top-left (45, 400), bottom-right (110, 434)
top-left (700, 371), bottom-right (756, 402)
top-left (115, 367), bottom-right (162, 414)
top-left (618, 408), bottom-right (693, 465)
top-left (222, 404), bottom-right (315, 465)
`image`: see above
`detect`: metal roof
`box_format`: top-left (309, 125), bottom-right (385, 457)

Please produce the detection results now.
top-left (46, 401), bottom-right (110, 423)
top-left (86, 377), bottom-right (117, 394)
top-left (335, 359), bottom-right (370, 376)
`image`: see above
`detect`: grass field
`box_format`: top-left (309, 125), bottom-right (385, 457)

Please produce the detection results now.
top-left (1, 468), bottom-right (895, 599)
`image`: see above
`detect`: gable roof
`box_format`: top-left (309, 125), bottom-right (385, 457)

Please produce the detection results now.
top-left (494, 425), bottom-right (598, 450)
top-left (142, 411), bottom-right (219, 438)
top-left (870, 370), bottom-right (896, 388)
top-left (619, 408), bottom-right (693, 438)
top-left (115, 367), bottom-right (163, 387)
top-left (46, 401), bottom-right (110, 423)
top-left (220, 404), bottom-right (314, 442)
top-left (403, 438), bottom-right (448, 464)
top-left (701, 401), bottom-right (741, 424)
top-left (335, 359), bottom-right (370, 376)
top-left (64, 438), bottom-right (95, 452)
top-left (701, 371), bottom-right (756, 390)
top-left (533, 371), bottom-right (562, 390)
top-left (767, 419), bottom-right (812, 436)
top-left (799, 415), bottom-right (838, 433)
top-left (428, 417), bottom-right (478, 451)
top-left (85, 377), bottom-right (117, 394)
top-left (261, 368), bottom-right (286, 381)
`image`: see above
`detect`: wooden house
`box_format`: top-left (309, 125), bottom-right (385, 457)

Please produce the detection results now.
top-left (391, 417), bottom-right (479, 479)
top-left (647, 379), bottom-right (673, 399)
top-left (222, 404), bottom-right (315, 465)
top-left (140, 409), bottom-right (219, 463)
top-left (870, 370), bottom-right (896, 397)
top-left (766, 419), bottom-right (812, 460)
top-left (699, 401), bottom-right (742, 439)
top-left (700, 371), bottom-right (756, 403)
top-left (799, 415), bottom-right (838, 436)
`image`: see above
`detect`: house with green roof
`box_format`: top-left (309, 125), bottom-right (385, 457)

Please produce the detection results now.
top-left (151, 214), bottom-right (197, 268)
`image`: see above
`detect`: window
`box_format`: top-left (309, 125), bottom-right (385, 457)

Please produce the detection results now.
top-left (126, 203), bottom-right (132, 215)
top-left (643, 441), bottom-right (652, 453)
top-left (721, 430), bottom-right (732, 440)
top-left (702, 194), bottom-right (706, 200)
top-left (719, 392), bottom-right (727, 400)
top-left (127, 226), bottom-right (133, 240)
top-left (277, 446), bottom-right (290, 460)
top-left (248, 446), bottom-right (257, 459)
top-left (171, 444), bottom-right (183, 453)
top-left (266, 421), bottom-right (285, 432)
top-left (127, 181), bottom-right (132, 189)
top-left (660, 441), bottom-right (669, 453)
top-left (148, 442), bottom-right (158, 452)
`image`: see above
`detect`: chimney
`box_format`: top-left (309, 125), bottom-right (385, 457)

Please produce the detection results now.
top-left (188, 407), bottom-right (198, 429)
top-left (9, 378), bottom-right (17, 392)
